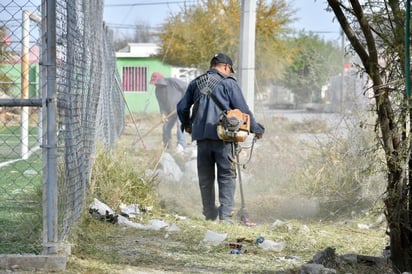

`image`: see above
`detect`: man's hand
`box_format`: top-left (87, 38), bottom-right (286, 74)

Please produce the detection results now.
top-left (161, 114), bottom-right (168, 123)
top-left (255, 133), bottom-right (263, 139)
top-left (180, 124), bottom-right (191, 134)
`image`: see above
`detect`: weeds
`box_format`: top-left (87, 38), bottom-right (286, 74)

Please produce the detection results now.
top-left (65, 111), bottom-right (391, 273)
top-left (88, 146), bottom-right (160, 213)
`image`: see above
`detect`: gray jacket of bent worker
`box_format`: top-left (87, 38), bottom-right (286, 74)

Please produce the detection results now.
top-left (177, 69), bottom-right (264, 141)
top-left (155, 77), bottom-right (187, 116)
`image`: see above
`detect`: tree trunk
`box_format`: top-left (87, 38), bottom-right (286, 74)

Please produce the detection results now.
top-left (377, 90), bottom-right (411, 273)
top-left (326, 0), bottom-right (412, 272)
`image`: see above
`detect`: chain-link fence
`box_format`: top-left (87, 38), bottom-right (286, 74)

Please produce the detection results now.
top-left (0, 0), bottom-right (124, 256)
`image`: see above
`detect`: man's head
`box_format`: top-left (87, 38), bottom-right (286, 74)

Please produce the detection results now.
top-left (150, 72), bottom-right (164, 85)
top-left (210, 53), bottom-right (235, 74)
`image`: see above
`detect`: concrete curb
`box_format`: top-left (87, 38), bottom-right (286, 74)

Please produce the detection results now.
top-left (0, 254), bottom-right (67, 272)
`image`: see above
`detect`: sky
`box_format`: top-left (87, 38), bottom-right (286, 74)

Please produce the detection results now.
top-left (289, 0), bottom-right (341, 41)
top-left (103, 0), bottom-right (341, 41)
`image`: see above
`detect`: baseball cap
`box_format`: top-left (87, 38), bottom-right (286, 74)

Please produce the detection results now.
top-left (210, 53), bottom-right (235, 73)
top-left (150, 72), bottom-right (163, 84)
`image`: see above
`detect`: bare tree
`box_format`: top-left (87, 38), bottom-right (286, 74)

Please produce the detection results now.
top-left (111, 22), bottom-right (158, 51)
top-left (133, 23), bottom-right (155, 43)
top-left (327, 0), bottom-right (411, 272)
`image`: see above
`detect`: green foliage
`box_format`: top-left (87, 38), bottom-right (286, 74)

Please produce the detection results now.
top-left (280, 33), bottom-right (344, 104)
top-left (158, 0), bottom-right (241, 69)
top-left (155, 1), bottom-right (344, 103)
top-left (255, 0), bottom-right (295, 83)
top-left (157, 0), bottom-right (293, 84)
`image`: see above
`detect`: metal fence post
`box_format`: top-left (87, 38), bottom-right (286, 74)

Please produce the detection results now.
top-left (21, 10), bottom-right (30, 160)
top-left (43, 0), bottom-right (58, 255)
top-left (0, 0), bottom-right (124, 263)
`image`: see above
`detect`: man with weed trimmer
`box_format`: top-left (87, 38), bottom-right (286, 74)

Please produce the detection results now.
top-left (177, 53), bottom-right (264, 224)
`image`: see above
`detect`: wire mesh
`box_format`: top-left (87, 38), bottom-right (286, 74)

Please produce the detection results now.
top-left (55, 0), bottom-right (125, 241)
top-left (0, 0), bottom-right (43, 254)
top-left (0, 0), bottom-right (124, 255)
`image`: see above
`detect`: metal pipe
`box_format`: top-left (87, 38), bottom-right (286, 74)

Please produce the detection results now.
top-left (239, 0), bottom-right (256, 112)
top-left (43, 0), bottom-right (58, 255)
top-left (0, 98), bottom-right (42, 106)
top-left (21, 10), bottom-right (42, 160)
top-left (21, 10), bottom-right (30, 159)
top-left (41, 0), bottom-right (48, 254)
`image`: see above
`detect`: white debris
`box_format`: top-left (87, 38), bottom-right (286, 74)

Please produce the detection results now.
top-left (157, 152), bottom-right (183, 183)
top-left (119, 203), bottom-right (140, 218)
top-left (271, 219), bottom-right (285, 229)
top-left (149, 219), bottom-right (169, 230)
top-left (89, 199), bottom-right (173, 231)
top-left (166, 223), bottom-right (180, 232)
top-left (117, 216), bottom-right (170, 231)
top-left (357, 223), bottom-right (370, 230)
top-left (258, 239), bottom-right (285, 252)
top-left (117, 215), bottom-right (146, 229)
top-left (202, 230), bottom-right (227, 246)
top-left (89, 198), bottom-right (115, 216)
top-left (23, 169), bottom-right (38, 176)
top-left (174, 214), bottom-right (187, 220)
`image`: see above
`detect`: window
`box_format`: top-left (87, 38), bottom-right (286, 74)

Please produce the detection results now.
top-left (122, 66), bottom-right (147, 92)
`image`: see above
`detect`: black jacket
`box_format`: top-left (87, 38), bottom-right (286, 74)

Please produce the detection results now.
top-left (177, 69), bottom-right (264, 141)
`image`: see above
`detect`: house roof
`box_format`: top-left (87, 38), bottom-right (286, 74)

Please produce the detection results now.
top-left (116, 43), bottom-right (160, 58)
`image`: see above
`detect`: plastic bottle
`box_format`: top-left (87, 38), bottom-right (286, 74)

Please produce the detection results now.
top-left (258, 239), bottom-right (285, 252)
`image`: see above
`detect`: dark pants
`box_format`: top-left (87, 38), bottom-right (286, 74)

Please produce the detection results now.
top-left (197, 140), bottom-right (236, 221)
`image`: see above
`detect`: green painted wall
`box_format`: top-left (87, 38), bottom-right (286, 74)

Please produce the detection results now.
top-left (116, 57), bottom-right (173, 114)
top-left (0, 64), bottom-right (39, 97)
top-left (2, 55), bottom-right (174, 115)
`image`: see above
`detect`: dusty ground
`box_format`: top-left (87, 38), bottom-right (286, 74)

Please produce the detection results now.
top-left (59, 108), bottom-right (393, 273)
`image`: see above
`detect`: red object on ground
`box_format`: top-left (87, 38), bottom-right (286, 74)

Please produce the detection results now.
top-left (242, 218), bottom-right (257, 227)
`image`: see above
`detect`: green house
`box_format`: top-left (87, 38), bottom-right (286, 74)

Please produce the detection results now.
top-left (116, 43), bottom-right (198, 114)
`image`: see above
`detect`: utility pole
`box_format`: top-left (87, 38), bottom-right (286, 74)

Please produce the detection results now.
top-left (238, 0), bottom-right (256, 112)
top-left (340, 29), bottom-right (344, 113)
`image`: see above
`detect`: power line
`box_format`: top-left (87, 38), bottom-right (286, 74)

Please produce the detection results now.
top-left (106, 23), bottom-right (161, 30)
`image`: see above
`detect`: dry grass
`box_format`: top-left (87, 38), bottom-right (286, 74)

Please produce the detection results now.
top-left (62, 110), bottom-right (392, 273)
top-left (64, 213), bottom-right (389, 274)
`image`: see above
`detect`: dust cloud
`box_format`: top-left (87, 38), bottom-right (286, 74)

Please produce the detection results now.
top-left (155, 108), bottom-right (381, 224)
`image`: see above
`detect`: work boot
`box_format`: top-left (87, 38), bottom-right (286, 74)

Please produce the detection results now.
top-left (204, 208), bottom-right (218, 221)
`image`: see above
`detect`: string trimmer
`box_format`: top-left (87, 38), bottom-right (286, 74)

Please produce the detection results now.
top-left (232, 135), bottom-right (257, 226)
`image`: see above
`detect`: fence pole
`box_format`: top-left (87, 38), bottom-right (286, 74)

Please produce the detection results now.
top-left (21, 10), bottom-right (29, 159)
top-left (43, 0), bottom-right (58, 255)
top-left (21, 10), bottom-right (41, 160)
